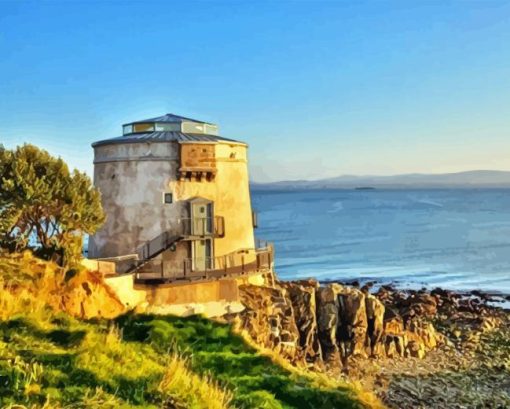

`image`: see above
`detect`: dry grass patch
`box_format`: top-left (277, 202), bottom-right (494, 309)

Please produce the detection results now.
top-left (159, 353), bottom-right (233, 409)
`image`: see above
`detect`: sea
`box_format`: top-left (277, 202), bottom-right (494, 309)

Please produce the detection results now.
top-left (251, 188), bottom-right (510, 294)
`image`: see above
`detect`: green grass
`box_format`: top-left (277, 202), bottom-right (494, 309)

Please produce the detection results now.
top-left (115, 313), bottom-right (367, 409)
top-left (0, 252), bottom-right (376, 408)
top-left (0, 310), bottom-right (369, 409)
top-left (0, 311), bottom-right (234, 408)
top-left (1, 314), bottom-right (154, 408)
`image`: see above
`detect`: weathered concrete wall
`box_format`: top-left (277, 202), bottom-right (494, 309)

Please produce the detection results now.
top-left (104, 271), bottom-right (269, 315)
top-left (89, 142), bottom-right (184, 258)
top-left (89, 139), bottom-right (256, 267)
top-left (144, 279), bottom-right (240, 305)
top-left (104, 273), bottom-right (148, 309)
top-left (80, 258), bottom-right (116, 276)
top-left (171, 141), bottom-right (256, 262)
top-left (148, 301), bottom-right (245, 318)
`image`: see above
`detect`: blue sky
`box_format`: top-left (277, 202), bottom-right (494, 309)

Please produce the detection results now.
top-left (1, 0), bottom-right (510, 182)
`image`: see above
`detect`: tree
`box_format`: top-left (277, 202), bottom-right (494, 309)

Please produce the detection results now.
top-left (0, 144), bottom-right (105, 265)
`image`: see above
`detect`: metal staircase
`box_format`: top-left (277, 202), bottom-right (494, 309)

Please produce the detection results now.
top-left (124, 231), bottom-right (184, 274)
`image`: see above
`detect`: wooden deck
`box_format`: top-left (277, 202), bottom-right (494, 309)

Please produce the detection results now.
top-left (133, 248), bottom-right (272, 285)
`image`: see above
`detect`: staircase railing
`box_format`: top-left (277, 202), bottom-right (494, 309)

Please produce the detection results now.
top-left (134, 244), bottom-right (273, 283)
top-left (136, 231), bottom-right (182, 261)
top-left (128, 215), bottom-right (224, 266)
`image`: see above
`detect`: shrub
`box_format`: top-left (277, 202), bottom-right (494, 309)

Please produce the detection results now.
top-left (0, 144), bottom-right (105, 266)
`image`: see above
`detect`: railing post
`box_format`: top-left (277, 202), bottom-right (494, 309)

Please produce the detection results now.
top-left (161, 261), bottom-right (164, 279)
top-left (224, 255), bottom-right (227, 273)
top-left (242, 255), bottom-right (245, 274)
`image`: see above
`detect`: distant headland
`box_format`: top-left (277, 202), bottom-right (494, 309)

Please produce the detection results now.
top-left (251, 170), bottom-right (510, 190)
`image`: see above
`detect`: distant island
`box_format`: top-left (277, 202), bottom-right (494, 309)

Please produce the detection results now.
top-left (251, 170), bottom-right (510, 190)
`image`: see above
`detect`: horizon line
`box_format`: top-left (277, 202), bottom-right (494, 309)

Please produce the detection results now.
top-left (250, 169), bottom-right (510, 184)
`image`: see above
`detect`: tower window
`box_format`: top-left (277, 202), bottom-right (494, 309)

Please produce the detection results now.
top-left (164, 193), bottom-right (173, 204)
top-left (133, 123), bottom-right (155, 133)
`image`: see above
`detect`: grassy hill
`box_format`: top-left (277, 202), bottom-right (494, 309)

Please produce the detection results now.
top-left (0, 252), bottom-right (381, 409)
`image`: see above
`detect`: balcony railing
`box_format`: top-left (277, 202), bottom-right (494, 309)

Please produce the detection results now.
top-left (134, 245), bottom-right (273, 284)
top-left (135, 216), bottom-right (224, 257)
top-left (107, 216), bottom-right (226, 274)
top-left (178, 216), bottom-right (225, 238)
top-left (255, 238), bottom-right (271, 250)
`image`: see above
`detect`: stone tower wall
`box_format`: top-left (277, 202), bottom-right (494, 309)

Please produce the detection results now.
top-left (88, 140), bottom-right (255, 263)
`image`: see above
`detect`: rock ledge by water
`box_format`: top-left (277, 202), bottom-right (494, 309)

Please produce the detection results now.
top-left (228, 279), bottom-right (510, 408)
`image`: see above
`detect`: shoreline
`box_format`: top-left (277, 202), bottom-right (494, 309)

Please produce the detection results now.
top-left (316, 277), bottom-right (510, 308)
top-left (233, 276), bottom-right (510, 408)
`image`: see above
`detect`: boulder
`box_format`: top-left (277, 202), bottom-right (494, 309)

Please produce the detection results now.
top-left (406, 319), bottom-right (440, 350)
top-left (238, 284), bottom-right (300, 362)
top-left (407, 340), bottom-right (426, 359)
top-left (316, 285), bottom-right (340, 362)
top-left (60, 270), bottom-right (125, 319)
top-left (383, 308), bottom-right (404, 334)
top-left (336, 286), bottom-right (368, 359)
top-left (381, 308), bottom-right (407, 358)
top-left (400, 293), bottom-right (438, 319)
top-left (365, 294), bottom-right (385, 357)
top-left (281, 280), bottom-right (322, 363)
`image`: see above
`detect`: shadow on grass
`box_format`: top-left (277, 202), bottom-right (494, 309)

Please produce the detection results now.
top-left (116, 313), bottom-right (362, 409)
top-left (1, 313), bottom-right (364, 408)
top-left (0, 316), bottom-right (159, 407)
top-left (0, 317), bottom-right (86, 348)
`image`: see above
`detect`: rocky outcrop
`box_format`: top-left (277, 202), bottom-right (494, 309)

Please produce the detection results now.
top-left (0, 252), bottom-right (125, 320)
top-left (59, 269), bottom-right (125, 319)
top-left (336, 286), bottom-right (368, 360)
top-left (365, 293), bottom-right (385, 357)
top-left (316, 284), bottom-right (340, 362)
top-left (236, 280), bottom-right (446, 370)
top-left (233, 277), bottom-right (509, 409)
top-left (237, 284), bottom-right (300, 361)
top-left (235, 280), bottom-right (508, 374)
top-left (280, 280), bottom-right (322, 363)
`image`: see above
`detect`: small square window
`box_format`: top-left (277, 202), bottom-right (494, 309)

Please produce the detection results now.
top-left (164, 193), bottom-right (173, 204)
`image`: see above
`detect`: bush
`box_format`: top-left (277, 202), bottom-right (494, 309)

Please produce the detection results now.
top-left (0, 144), bottom-right (105, 266)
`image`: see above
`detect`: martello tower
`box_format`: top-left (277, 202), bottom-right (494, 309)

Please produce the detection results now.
top-left (89, 114), bottom-right (271, 282)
